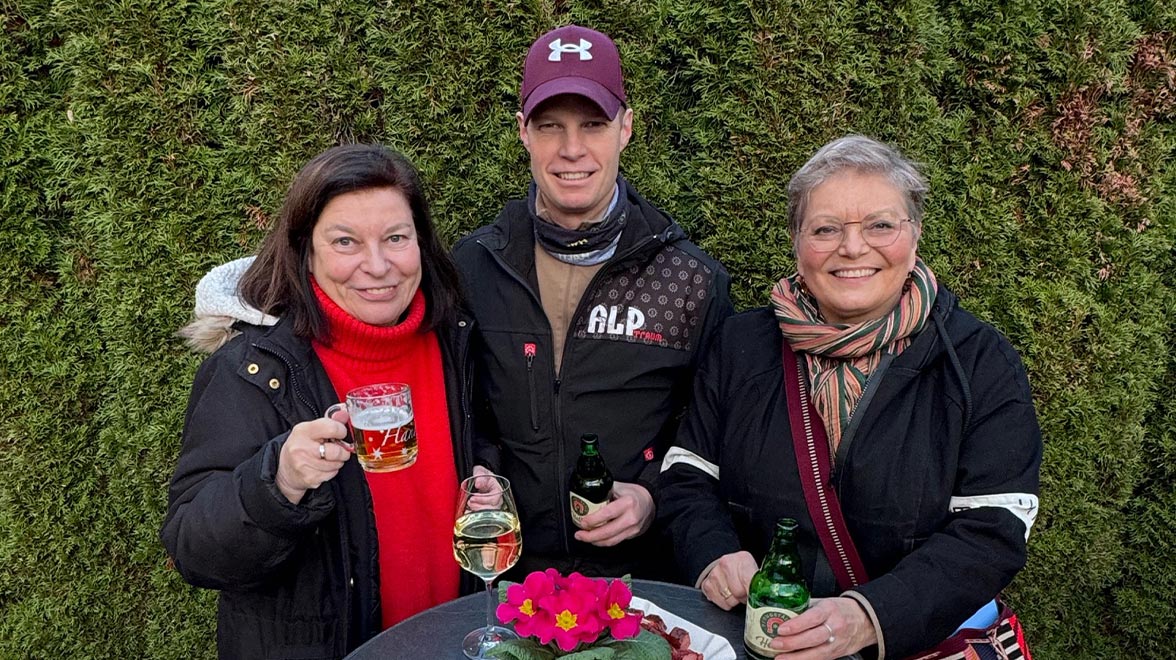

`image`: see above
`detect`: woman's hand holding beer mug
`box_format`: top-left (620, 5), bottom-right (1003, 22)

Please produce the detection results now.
top-left (275, 408), bottom-right (354, 505)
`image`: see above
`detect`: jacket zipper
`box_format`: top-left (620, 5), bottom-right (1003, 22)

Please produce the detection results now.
top-left (795, 363), bottom-right (862, 586)
top-left (254, 343), bottom-right (319, 416)
top-left (553, 234), bottom-right (660, 553)
top-left (478, 240), bottom-right (573, 552)
top-left (459, 322), bottom-right (476, 476)
top-left (443, 318), bottom-right (476, 477)
top-left (524, 343), bottom-right (539, 431)
top-left (478, 231), bottom-right (665, 555)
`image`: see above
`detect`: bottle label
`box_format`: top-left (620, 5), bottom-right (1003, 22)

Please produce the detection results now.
top-left (570, 492), bottom-right (607, 528)
top-left (743, 605), bottom-right (802, 657)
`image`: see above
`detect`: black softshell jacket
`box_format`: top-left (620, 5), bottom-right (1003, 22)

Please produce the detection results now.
top-left (453, 179), bottom-right (733, 577)
top-left (161, 316), bottom-right (477, 658)
top-left (658, 287), bottom-right (1042, 659)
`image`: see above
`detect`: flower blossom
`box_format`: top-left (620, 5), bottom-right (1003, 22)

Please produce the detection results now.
top-left (598, 578), bottom-right (641, 640)
top-left (496, 570), bottom-right (555, 638)
top-left (538, 585), bottom-right (605, 651)
top-left (497, 570), bottom-right (641, 654)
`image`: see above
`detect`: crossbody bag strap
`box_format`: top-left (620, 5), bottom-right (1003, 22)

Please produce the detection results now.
top-left (781, 338), bottom-right (870, 591)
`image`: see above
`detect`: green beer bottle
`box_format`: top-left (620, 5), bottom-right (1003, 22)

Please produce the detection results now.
top-left (570, 433), bottom-right (613, 529)
top-left (744, 518), bottom-right (811, 659)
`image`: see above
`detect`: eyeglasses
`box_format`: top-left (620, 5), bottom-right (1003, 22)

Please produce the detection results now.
top-left (799, 218), bottom-right (915, 252)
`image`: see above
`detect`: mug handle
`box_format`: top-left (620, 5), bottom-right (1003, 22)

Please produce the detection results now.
top-left (323, 403), bottom-right (356, 451)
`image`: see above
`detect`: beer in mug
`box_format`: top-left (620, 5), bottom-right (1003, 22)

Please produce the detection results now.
top-left (327, 382), bottom-right (417, 472)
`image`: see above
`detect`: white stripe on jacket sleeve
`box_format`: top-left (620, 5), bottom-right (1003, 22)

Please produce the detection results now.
top-left (661, 447), bottom-right (720, 480)
top-left (950, 493), bottom-right (1039, 541)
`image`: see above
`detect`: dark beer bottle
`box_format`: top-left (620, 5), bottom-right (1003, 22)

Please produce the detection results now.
top-left (570, 433), bottom-right (613, 529)
top-left (744, 518), bottom-right (811, 659)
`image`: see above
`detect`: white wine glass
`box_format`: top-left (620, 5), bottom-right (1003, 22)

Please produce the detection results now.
top-left (453, 473), bottom-right (522, 659)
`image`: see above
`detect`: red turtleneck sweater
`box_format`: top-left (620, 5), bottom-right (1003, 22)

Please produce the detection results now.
top-left (310, 280), bottom-right (460, 629)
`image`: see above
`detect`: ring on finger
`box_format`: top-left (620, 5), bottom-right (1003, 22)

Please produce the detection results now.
top-left (318, 443), bottom-right (327, 460)
top-left (823, 622), bottom-right (835, 644)
top-left (720, 588), bottom-right (733, 599)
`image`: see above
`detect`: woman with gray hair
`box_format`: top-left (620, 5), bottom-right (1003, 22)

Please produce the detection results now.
top-left (658, 135), bottom-right (1042, 659)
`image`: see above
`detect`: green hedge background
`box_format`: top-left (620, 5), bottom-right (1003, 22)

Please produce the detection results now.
top-left (2, 0), bottom-right (1173, 657)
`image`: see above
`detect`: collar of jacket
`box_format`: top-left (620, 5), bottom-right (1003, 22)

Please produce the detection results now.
top-left (869, 283), bottom-right (958, 374)
top-left (864, 283), bottom-right (979, 431)
top-left (245, 307), bottom-right (476, 400)
top-left (237, 316), bottom-right (337, 424)
top-left (248, 315), bottom-right (314, 369)
top-left (899, 283), bottom-right (962, 370)
top-left (481, 176), bottom-right (686, 280)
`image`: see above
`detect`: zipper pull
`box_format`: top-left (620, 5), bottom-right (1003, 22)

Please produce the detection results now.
top-left (524, 343), bottom-right (539, 431)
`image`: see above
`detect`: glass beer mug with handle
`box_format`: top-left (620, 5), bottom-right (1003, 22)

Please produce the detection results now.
top-left (454, 473), bottom-right (522, 659)
top-left (324, 382), bottom-right (417, 472)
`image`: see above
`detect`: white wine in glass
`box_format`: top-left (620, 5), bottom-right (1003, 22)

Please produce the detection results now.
top-left (453, 474), bottom-right (522, 659)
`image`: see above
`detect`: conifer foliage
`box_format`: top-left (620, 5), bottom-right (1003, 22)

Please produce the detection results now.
top-left (1, 0), bottom-right (1173, 657)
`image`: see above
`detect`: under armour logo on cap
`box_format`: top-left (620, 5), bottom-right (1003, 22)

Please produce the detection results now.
top-left (521, 25), bottom-right (627, 121)
top-left (549, 38), bottom-right (593, 61)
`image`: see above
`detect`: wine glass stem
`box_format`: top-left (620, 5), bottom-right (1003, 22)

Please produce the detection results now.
top-left (483, 577), bottom-right (495, 641)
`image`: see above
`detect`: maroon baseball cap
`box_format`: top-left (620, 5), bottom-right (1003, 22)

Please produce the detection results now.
top-left (520, 25), bottom-right (627, 121)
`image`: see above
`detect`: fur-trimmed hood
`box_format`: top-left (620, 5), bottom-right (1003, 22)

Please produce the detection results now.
top-left (177, 256), bottom-right (277, 354)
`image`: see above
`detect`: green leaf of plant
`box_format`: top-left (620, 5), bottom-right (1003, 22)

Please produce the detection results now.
top-left (598, 630), bottom-right (673, 660)
top-left (558, 647), bottom-right (616, 659)
top-left (497, 580), bottom-right (519, 603)
top-left (485, 639), bottom-right (556, 660)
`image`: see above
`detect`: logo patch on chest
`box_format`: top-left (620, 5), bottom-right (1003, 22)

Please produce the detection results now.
top-left (586, 305), bottom-right (654, 339)
top-left (575, 247), bottom-right (713, 351)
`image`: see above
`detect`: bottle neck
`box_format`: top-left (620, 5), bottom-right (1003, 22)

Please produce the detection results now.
top-left (769, 530), bottom-right (796, 552)
top-left (764, 531), bottom-right (802, 576)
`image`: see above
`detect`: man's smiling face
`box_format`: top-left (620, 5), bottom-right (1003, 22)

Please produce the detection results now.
top-left (517, 94), bottom-right (633, 229)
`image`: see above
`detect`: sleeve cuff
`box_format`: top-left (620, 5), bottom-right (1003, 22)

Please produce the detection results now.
top-left (473, 437), bottom-right (502, 474)
top-left (694, 557), bottom-right (723, 589)
top-left (238, 434), bottom-right (334, 537)
top-left (638, 460), bottom-right (661, 500)
top-left (843, 590), bottom-right (885, 660)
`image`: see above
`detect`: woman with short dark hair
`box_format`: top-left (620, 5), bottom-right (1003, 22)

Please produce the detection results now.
top-left (162, 144), bottom-right (491, 658)
top-left (659, 135), bottom-right (1042, 659)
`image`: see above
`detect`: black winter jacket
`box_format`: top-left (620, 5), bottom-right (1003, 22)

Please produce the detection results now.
top-left (453, 179), bottom-right (733, 577)
top-left (160, 315), bottom-right (477, 659)
top-left (658, 286), bottom-right (1042, 659)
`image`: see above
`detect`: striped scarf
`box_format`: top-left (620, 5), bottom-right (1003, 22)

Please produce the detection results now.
top-left (771, 259), bottom-right (937, 450)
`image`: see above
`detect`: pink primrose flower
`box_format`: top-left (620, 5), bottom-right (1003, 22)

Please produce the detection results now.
top-left (545, 568), bottom-right (570, 590)
top-left (599, 579), bottom-right (642, 640)
top-left (538, 586), bottom-right (605, 651)
top-left (565, 571), bottom-right (608, 599)
top-left (496, 571), bottom-right (556, 638)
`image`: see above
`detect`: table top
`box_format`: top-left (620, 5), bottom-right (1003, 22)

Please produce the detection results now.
top-left (346, 579), bottom-right (747, 659)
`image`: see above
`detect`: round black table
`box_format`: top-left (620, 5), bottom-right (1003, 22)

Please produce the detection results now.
top-left (346, 579), bottom-right (747, 659)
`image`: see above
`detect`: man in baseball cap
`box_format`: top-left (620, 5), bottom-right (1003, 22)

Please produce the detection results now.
top-left (516, 24), bottom-right (632, 231)
top-left (453, 25), bottom-right (732, 580)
